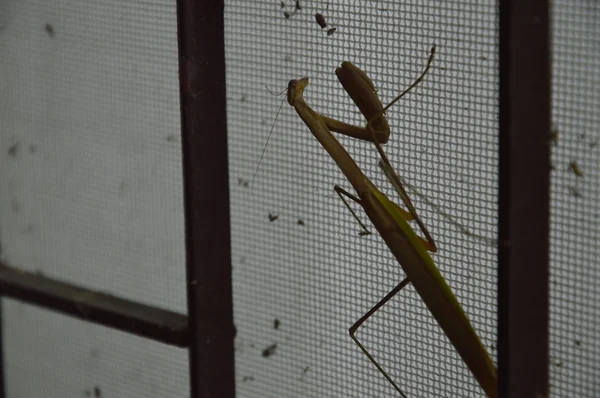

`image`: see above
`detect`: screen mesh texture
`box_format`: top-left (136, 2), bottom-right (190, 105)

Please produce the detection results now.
top-left (226, 1), bottom-right (498, 397)
top-left (0, 1), bottom-right (188, 397)
top-left (549, 1), bottom-right (600, 397)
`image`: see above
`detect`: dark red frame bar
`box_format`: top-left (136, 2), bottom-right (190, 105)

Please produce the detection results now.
top-left (0, 263), bottom-right (189, 347)
top-left (498, 0), bottom-right (550, 397)
top-left (176, 0), bottom-right (236, 397)
top-left (0, 296), bottom-right (4, 398)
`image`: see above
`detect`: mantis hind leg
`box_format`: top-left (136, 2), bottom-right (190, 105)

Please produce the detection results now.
top-left (349, 278), bottom-right (411, 397)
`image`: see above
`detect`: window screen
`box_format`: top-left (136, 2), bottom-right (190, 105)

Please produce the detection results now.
top-left (0, 1), bottom-right (188, 397)
top-left (225, 1), bottom-right (498, 397)
top-left (549, 1), bottom-right (600, 397)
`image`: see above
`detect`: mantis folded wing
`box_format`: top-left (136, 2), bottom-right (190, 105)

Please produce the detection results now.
top-left (285, 50), bottom-right (498, 397)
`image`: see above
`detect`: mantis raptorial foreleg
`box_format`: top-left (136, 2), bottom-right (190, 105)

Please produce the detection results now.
top-left (320, 47), bottom-right (437, 252)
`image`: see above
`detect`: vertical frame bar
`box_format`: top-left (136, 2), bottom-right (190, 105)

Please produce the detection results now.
top-left (177, 0), bottom-right (236, 397)
top-left (498, 1), bottom-right (550, 397)
top-left (0, 302), bottom-right (5, 398)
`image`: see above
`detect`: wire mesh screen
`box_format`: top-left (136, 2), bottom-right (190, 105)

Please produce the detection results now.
top-left (0, 1), bottom-right (188, 397)
top-left (550, 2), bottom-right (600, 397)
top-left (226, 1), bottom-right (498, 397)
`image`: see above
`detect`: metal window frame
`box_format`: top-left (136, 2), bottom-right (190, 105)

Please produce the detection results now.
top-left (498, 0), bottom-right (550, 397)
top-left (177, 0), bottom-right (235, 396)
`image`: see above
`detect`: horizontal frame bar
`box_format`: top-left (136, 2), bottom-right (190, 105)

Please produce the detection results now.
top-left (0, 263), bottom-right (189, 347)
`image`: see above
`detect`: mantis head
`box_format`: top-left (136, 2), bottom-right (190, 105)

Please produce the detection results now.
top-left (287, 78), bottom-right (309, 106)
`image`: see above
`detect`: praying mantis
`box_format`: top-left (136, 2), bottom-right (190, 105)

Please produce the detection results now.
top-left (284, 47), bottom-right (498, 397)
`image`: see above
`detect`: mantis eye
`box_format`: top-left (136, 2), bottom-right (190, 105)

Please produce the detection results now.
top-left (287, 80), bottom-right (297, 105)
